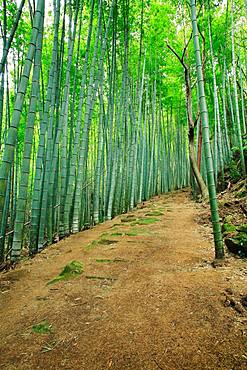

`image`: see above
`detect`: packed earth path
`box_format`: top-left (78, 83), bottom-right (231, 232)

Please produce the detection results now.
top-left (0, 190), bottom-right (246, 370)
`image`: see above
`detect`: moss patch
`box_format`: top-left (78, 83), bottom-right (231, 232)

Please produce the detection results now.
top-left (128, 227), bottom-right (152, 236)
top-left (110, 232), bottom-right (125, 236)
top-left (100, 232), bottom-right (109, 238)
top-left (237, 224), bottom-right (247, 233)
top-left (125, 231), bottom-right (138, 236)
top-left (47, 261), bottom-right (83, 285)
top-left (110, 230), bottom-right (141, 237)
top-left (111, 223), bottom-right (122, 227)
top-left (86, 275), bottom-right (117, 281)
top-left (32, 320), bottom-right (52, 334)
top-left (96, 258), bottom-right (127, 264)
top-left (145, 211), bottom-right (164, 216)
top-left (222, 223), bottom-right (237, 234)
top-left (86, 240), bottom-right (99, 250)
top-left (86, 237), bottom-right (119, 249)
top-left (131, 217), bottom-right (159, 226)
top-left (110, 226), bottom-right (152, 237)
top-left (121, 216), bottom-right (137, 223)
top-left (237, 190), bottom-right (246, 198)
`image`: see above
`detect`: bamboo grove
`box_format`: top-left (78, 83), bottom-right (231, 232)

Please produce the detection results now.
top-left (0, 0), bottom-right (246, 262)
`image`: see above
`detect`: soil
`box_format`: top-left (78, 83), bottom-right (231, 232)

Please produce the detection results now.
top-left (198, 179), bottom-right (247, 227)
top-left (0, 189), bottom-right (246, 370)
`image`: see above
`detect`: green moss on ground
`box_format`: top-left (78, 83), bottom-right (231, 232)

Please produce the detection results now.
top-left (145, 211), bottom-right (164, 216)
top-left (96, 258), bottom-right (127, 263)
top-left (223, 218), bottom-right (247, 257)
top-left (125, 231), bottom-right (138, 236)
top-left (85, 240), bottom-right (98, 250)
top-left (237, 224), bottom-right (247, 233)
top-left (110, 227), bottom-right (151, 236)
top-left (121, 216), bottom-right (137, 223)
top-left (129, 227), bottom-right (152, 235)
top-left (85, 275), bottom-right (117, 281)
top-left (86, 236), bottom-right (119, 249)
top-left (100, 232), bottom-right (109, 238)
top-left (47, 260), bottom-right (84, 285)
top-left (32, 320), bottom-right (52, 334)
top-left (110, 230), bottom-right (142, 236)
top-left (222, 215), bottom-right (237, 235)
top-left (131, 217), bottom-right (159, 226)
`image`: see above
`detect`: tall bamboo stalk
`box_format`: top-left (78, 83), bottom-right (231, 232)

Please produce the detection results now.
top-left (190, 0), bottom-right (224, 260)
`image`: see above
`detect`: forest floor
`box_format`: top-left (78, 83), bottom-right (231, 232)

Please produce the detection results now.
top-left (0, 189), bottom-right (246, 370)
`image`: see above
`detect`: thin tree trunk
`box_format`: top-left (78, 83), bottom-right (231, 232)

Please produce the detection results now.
top-left (231, 0), bottom-right (246, 175)
top-left (190, 0), bottom-right (224, 260)
top-left (0, 0), bottom-right (44, 240)
top-left (0, 0), bottom-right (26, 75)
top-left (11, 9), bottom-right (44, 260)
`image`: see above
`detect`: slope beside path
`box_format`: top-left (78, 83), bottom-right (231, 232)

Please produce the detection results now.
top-left (0, 190), bottom-right (246, 369)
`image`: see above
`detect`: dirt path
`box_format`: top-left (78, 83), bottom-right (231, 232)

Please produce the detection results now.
top-left (0, 190), bottom-right (246, 370)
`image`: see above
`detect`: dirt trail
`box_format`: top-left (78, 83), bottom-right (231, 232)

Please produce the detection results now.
top-left (0, 190), bottom-right (246, 370)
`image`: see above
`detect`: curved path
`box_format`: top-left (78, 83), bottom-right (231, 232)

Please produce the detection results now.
top-left (0, 190), bottom-right (246, 369)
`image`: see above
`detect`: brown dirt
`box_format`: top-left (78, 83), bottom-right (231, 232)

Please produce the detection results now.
top-left (0, 190), bottom-right (246, 370)
top-left (198, 179), bottom-right (247, 227)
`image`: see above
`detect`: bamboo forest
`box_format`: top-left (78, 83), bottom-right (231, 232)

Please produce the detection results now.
top-left (0, 0), bottom-right (247, 369)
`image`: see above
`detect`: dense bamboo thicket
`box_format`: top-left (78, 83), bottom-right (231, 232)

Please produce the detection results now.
top-left (0, 0), bottom-right (246, 262)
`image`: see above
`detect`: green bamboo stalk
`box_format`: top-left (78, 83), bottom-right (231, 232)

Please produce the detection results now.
top-left (63, 0), bottom-right (95, 235)
top-left (93, 89), bottom-right (104, 225)
top-left (30, 0), bottom-right (60, 253)
top-left (0, 0), bottom-right (26, 75)
top-left (0, 0), bottom-right (44, 242)
top-left (72, 0), bottom-right (115, 232)
top-left (240, 66), bottom-right (246, 135)
top-left (190, 0), bottom-right (224, 260)
top-left (231, 0), bottom-right (246, 175)
top-left (11, 8), bottom-right (44, 260)
top-left (222, 59), bottom-right (231, 160)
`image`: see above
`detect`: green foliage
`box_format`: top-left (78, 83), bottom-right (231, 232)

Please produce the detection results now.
top-left (237, 232), bottom-right (247, 245)
top-left (237, 224), bottom-right (247, 233)
top-left (0, 0), bottom-right (246, 264)
top-left (228, 160), bottom-right (241, 183)
top-left (222, 222), bottom-right (236, 234)
top-left (226, 143), bottom-right (246, 183)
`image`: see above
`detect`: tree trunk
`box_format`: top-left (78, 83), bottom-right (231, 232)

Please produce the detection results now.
top-left (185, 68), bottom-right (208, 199)
top-left (190, 0), bottom-right (224, 260)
